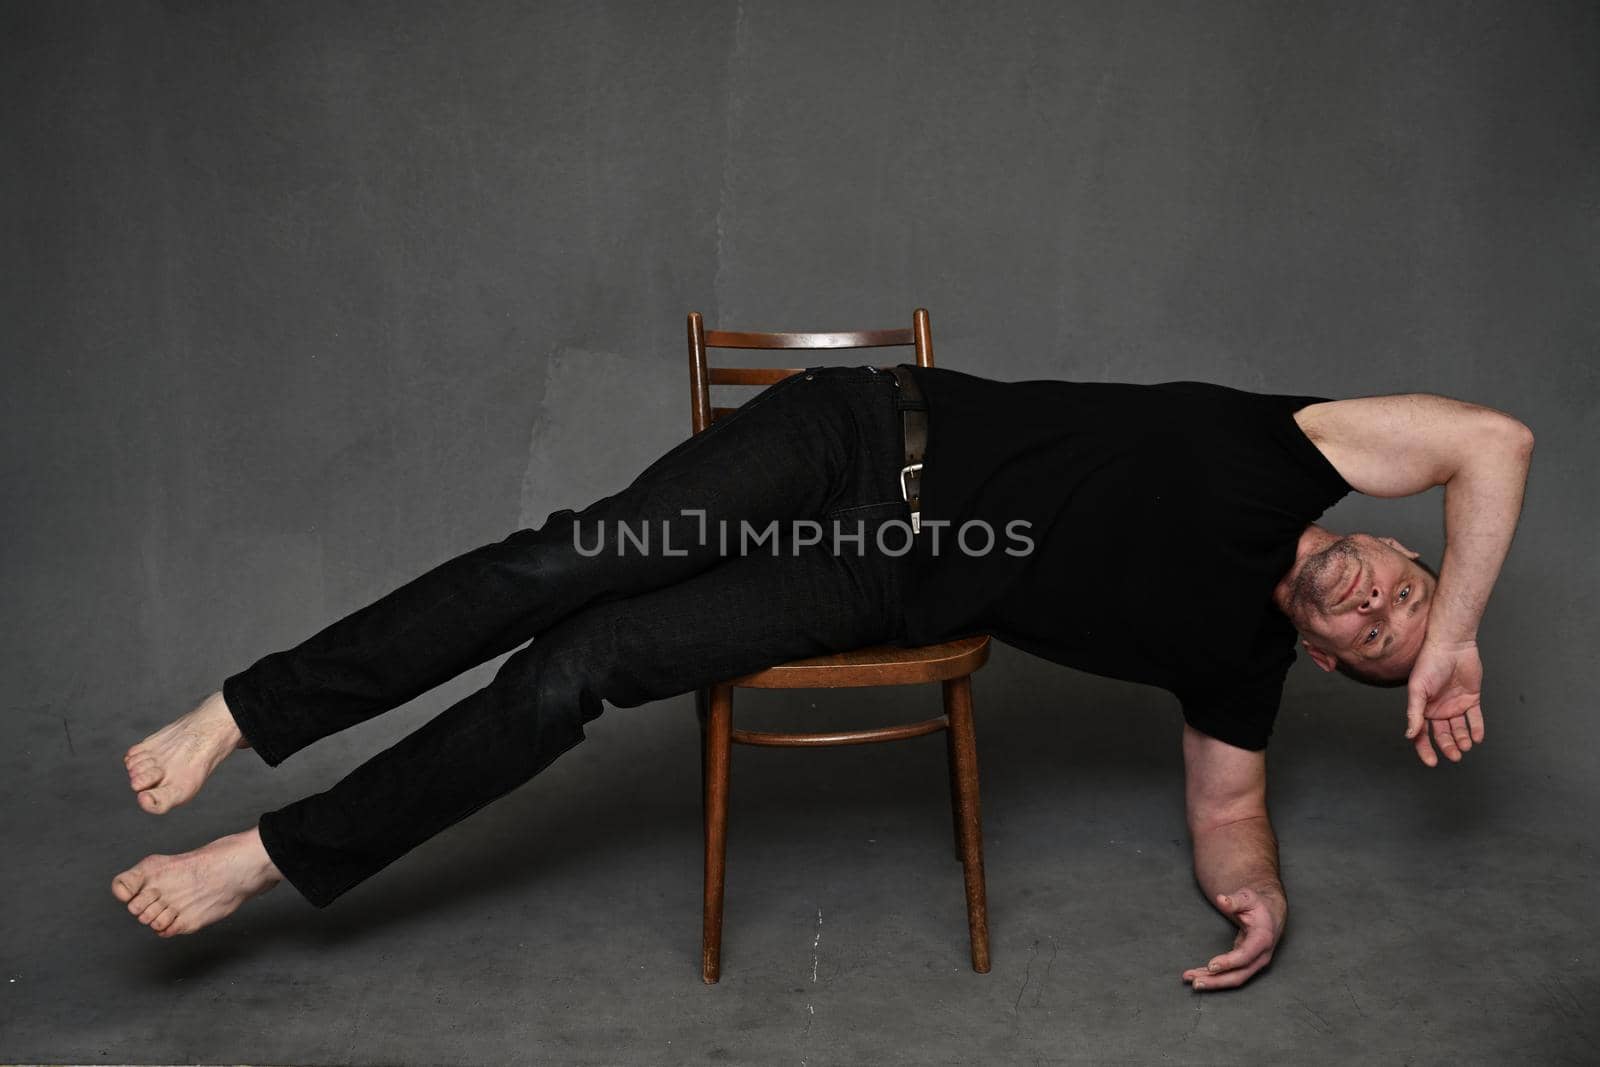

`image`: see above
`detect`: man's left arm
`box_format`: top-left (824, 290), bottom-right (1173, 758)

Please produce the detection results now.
top-left (1179, 723), bottom-right (1287, 992)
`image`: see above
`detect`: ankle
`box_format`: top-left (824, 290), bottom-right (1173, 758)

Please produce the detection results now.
top-left (239, 827), bottom-right (285, 886)
top-left (207, 690), bottom-right (248, 750)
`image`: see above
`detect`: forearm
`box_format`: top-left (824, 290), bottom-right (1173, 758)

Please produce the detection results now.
top-left (1180, 732), bottom-right (1288, 988)
top-left (1430, 420), bottom-right (1534, 645)
top-left (1191, 814), bottom-right (1284, 910)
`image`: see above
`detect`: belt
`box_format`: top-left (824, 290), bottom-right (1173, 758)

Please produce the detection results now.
top-left (887, 365), bottom-right (928, 534)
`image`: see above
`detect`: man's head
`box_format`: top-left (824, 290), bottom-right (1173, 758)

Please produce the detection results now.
top-left (1274, 530), bottom-right (1438, 686)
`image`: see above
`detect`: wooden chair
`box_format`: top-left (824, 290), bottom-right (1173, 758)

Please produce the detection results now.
top-left (686, 307), bottom-right (993, 984)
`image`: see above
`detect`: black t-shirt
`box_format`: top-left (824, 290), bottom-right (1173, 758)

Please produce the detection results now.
top-left (894, 364), bottom-right (1352, 750)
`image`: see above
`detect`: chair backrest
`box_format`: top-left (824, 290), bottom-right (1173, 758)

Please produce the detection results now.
top-left (686, 308), bottom-right (935, 435)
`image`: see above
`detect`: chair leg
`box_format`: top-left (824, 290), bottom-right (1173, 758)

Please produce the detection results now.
top-left (696, 687), bottom-right (710, 846)
top-left (702, 683), bottom-right (734, 984)
top-left (945, 721), bottom-right (963, 861)
top-left (943, 675), bottom-right (991, 974)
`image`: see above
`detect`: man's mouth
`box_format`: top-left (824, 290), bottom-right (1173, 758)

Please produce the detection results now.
top-left (1318, 556), bottom-right (1356, 614)
top-left (1332, 561), bottom-right (1362, 611)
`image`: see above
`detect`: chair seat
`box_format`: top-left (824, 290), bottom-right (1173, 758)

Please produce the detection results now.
top-left (725, 634), bottom-right (990, 689)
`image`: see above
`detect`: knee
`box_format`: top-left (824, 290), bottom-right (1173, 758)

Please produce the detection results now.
top-left (502, 613), bottom-right (618, 729)
top-left (523, 600), bottom-right (672, 714)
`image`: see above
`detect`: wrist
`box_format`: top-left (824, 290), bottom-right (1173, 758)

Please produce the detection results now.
top-left (1254, 879), bottom-right (1286, 900)
top-left (1249, 880), bottom-right (1289, 919)
top-left (1423, 634), bottom-right (1478, 653)
top-left (1424, 595), bottom-right (1482, 649)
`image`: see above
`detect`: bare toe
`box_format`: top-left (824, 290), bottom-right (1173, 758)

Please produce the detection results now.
top-left (111, 868), bottom-right (144, 903)
top-left (128, 761), bottom-right (162, 791)
top-left (127, 883), bottom-right (161, 916)
top-left (151, 905), bottom-right (177, 932)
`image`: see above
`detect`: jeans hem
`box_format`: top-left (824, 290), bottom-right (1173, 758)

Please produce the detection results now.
top-left (222, 670), bottom-right (293, 768)
top-left (258, 811), bottom-right (337, 908)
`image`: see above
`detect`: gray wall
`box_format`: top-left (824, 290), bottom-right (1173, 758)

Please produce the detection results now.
top-left (3, 0), bottom-right (1596, 1058)
top-left (8, 0), bottom-right (1592, 764)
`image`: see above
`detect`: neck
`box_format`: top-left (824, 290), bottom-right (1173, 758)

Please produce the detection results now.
top-left (1272, 524), bottom-right (1341, 616)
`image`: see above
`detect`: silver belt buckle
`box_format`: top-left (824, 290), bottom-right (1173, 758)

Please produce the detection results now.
top-left (899, 461), bottom-right (923, 533)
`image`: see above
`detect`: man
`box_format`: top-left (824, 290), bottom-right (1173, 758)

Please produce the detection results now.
top-left (111, 362), bottom-right (1533, 994)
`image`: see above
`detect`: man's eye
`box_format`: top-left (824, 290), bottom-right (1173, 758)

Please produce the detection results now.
top-left (1364, 626), bottom-right (1380, 644)
top-left (1398, 584), bottom-right (1411, 603)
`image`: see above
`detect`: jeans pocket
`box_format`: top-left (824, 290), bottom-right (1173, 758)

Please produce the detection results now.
top-left (824, 499), bottom-right (909, 521)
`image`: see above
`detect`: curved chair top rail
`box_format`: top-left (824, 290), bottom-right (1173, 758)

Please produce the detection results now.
top-left (704, 327), bottom-right (915, 350)
top-left (688, 308), bottom-right (934, 431)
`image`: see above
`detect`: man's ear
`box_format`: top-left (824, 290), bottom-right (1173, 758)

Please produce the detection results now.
top-left (1377, 535), bottom-right (1420, 560)
top-left (1302, 638), bottom-right (1337, 672)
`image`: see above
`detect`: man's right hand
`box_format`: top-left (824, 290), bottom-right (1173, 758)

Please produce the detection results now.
top-left (1404, 639), bottom-right (1485, 766)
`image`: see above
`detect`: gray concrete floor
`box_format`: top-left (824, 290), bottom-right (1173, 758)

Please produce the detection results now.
top-left (4, 645), bottom-right (1596, 1065)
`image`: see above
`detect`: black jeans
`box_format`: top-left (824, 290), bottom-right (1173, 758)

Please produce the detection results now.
top-left (222, 364), bottom-right (924, 906)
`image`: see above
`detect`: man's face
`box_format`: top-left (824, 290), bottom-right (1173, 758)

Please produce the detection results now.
top-left (1283, 533), bottom-right (1435, 681)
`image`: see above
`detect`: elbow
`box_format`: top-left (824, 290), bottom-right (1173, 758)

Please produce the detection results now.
top-left (1479, 411), bottom-right (1534, 460)
top-left (1508, 418), bottom-right (1535, 458)
top-left (1497, 415), bottom-right (1536, 463)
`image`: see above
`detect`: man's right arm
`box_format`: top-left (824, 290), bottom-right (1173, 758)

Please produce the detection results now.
top-left (1294, 393), bottom-right (1535, 764)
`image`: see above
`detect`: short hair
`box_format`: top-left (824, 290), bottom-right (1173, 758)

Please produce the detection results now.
top-left (1333, 556), bottom-right (1440, 688)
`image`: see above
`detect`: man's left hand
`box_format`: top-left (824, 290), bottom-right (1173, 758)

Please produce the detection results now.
top-left (1181, 886), bottom-right (1286, 992)
top-left (1404, 640), bottom-right (1486, 767)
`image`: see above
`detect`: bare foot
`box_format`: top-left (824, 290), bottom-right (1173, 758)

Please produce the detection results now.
top-left (111, 826), bottom-right (283, 936)
top-left (124, 690), bottom-right (250, 814)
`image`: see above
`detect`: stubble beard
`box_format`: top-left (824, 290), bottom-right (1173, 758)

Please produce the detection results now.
top-left (1288, 536), bottom-right (1363, 623)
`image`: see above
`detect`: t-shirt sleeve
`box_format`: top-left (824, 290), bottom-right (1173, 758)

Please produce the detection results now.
top-left (1175, 623), bottom-right (1296, 751)
top-left (1257, 391), bottom-right (1354, 515)
top-left (1176, 671), bottom-right (1286, 751)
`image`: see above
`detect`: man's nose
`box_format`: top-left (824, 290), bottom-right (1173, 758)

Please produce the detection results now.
top-left (1356, 581), bottom-right (1383, 613)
